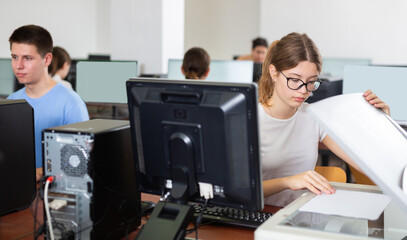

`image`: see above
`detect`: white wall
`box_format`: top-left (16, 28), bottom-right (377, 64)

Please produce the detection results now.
top-left (0, 0), bottom-right (183, 74)
top-left (110, 0), bottom-right (184, 74)
top-left (0, 0), bottom-right (101, 59)
top-left (260, 0), bottom-right (407, 65)
top-left (184, 0), bottom-right (261, 60)
top-left (95, 0), bottom-right (111, 55)
top-left (162, 0), bottom-right (185, 71)
top-left (1, 1), bottom-right (407, 72)
top-left (109, 0), bottom-right (162, 73)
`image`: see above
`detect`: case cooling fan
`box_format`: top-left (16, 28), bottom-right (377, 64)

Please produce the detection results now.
top-left (60, 144), bottom-right (89, 177)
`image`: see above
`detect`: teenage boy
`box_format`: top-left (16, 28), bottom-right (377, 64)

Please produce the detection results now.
top-left (7, 25), bottom-right (89, 180)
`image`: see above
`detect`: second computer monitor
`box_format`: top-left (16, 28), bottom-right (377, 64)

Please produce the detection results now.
top-left (76, 61), bottom-right (138, 103)
top-left (343, 65), bottom-right (407, 122)
top-left (0, 59), bottom-right (15, 97)
top-left (322, 57), bottom-right (371, 77)
top-left (167, 59), bottom-right (254, 83)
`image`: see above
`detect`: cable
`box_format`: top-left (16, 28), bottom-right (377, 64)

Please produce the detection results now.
top-left (10, 231), bottom-right (35, 240)
top-left (187, 198), bottom-right (209, 240)
top-left (195, 198), bottom-right (209, 227)
top-left (33, 175), bottom-right (50, 240)
top-left (32, 187), bottom-right (40, 240)
top-left (193, 220), bottom-right (198, 240)
top-left (44, 176), bottom-right (55, 240)
top-left (186, 220), bottom-right (215, 233)
top-left (187, 183), bottom-right (213, 239)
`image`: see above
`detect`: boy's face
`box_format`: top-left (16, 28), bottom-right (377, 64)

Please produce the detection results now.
top-left (10, 43), bottom-right (51, 85)
top-left (252, 46), bottom-right (267, 63)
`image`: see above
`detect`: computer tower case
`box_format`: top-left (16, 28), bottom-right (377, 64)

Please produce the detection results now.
top-left (43, 119), bottom-right (140, 239)
top-left (0, 99), bottom-right (36, 216)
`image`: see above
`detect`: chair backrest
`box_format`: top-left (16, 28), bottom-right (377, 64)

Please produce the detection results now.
top-left (348, 165), bottom-right (375, 185)
top-left (314, 166), bottom-right (347, 183)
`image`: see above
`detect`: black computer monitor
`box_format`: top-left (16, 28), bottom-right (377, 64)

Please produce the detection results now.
top-left (253, 62), bottom-right (262, 82)
top-left (87, 54), bottom-right (110, 61)
top-left (306, 78), bottom-right (343, 103)
top-left (0, 99), bottom-right (36, 216)
top-left (0, 58), bottom-right (15, 97)
top-left (65, 58), bottom-right (86, 91)
top-left (126, 78), bottom-right (263, 238)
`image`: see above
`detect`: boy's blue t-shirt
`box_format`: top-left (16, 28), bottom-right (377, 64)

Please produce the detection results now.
top-left (8, 83), bottom-right (89, 167)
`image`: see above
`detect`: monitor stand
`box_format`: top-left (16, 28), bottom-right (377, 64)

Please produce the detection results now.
top-left (136, 131), bottom-right (196, 240)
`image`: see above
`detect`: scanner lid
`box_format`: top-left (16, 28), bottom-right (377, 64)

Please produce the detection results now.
top-left (305, 93), bottom-right (407, 214)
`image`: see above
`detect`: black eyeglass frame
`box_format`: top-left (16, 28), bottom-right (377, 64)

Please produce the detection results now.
top-left (280, 71), bottom-right (321, 92)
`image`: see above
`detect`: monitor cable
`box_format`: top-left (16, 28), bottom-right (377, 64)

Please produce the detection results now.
top-left (189, 182), bottom-right (214, 240)
top-left (33, 175), bottom-right (50, 240)
top-left (44, 176), bottom-right (55, 240)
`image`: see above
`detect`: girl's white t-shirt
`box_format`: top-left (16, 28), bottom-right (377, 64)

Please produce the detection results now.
top-left (258, 103), bottom-right (327, 207)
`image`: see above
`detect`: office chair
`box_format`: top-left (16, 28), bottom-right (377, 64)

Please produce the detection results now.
top-left (348, 165), bottom-right (375, 185)
top-left (315, 166), bottom-right (347, 183)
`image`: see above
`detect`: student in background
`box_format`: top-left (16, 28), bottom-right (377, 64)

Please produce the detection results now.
top-left (7, 25), bottom-right (89, 181)
top-left (181, 47), bottom-right (210, 80)
top-left (48, 46), bottom-right (73, 90)
top-left (258, 32), bottom-right (390, 207)
top-left (238, 37), bottom-right (268, 63)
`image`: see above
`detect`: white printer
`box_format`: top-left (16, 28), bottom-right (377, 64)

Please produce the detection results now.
top-left (256, 93), bottom-right (407, 240)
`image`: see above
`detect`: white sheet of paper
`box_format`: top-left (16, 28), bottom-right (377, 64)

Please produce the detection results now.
top-left (299, 190), bottom-right (391, 220)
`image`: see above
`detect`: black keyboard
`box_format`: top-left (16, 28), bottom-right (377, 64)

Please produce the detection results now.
top-left (191, 203), bottom-right (273, 229)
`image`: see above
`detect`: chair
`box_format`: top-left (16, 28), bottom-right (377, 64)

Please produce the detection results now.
top-left (348, 165), bottom-right (375, 185)
top-left (315, 166), bottom-right (347, 183)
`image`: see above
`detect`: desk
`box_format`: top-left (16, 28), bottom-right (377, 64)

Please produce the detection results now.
top-left (86, 103), bottom-right (129, 120)
top-left (0, 193), bottom-right (280, 240)
top-left (0, 197), bottom-right (43, 240)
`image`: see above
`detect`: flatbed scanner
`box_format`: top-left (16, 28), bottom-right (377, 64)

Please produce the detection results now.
top-left (256, 93), bottom-right (407, 240)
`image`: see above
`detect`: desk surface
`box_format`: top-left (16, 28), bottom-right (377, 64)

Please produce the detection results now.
top-left (0, 193), bottom-right (280, 240)
top-left (0, 197), bottom-right (44, 240)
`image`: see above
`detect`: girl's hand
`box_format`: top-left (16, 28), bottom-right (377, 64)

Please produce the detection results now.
top-left (286, 170), bottom-right (336, 195)
top-left (364, 89), bottom-right (390, 115)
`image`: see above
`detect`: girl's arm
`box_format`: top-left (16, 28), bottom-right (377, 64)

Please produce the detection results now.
top-left (263, 170), bottom-right (335, 197)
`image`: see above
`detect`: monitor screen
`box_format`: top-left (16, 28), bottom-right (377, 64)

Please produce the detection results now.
top-left (0, 59), bottom-right (15, 96)
top-left (76, 61), bottom-right (138, 103)
top-left (253, 62), bottom-right (263, 83)
top-left (126, 78), bottom-right (263, 211)
top-left (343, 65), bottom-right (407, 121)
top-left (167, 59), bottom-right (254, 83)
top-left (322, 57), bottom-right (371, 77)
top-left (65, 58), bottom-right (86, 91)
top-left (306, 78), bottom-right (343, 104)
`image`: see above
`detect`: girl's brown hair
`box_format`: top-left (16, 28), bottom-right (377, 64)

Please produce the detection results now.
top-left (182, 47), bottom-right (210, 80)
top-left (258, 33), bottom-right (322, 104)
top-left (49, 46), bottom-right (71, 76)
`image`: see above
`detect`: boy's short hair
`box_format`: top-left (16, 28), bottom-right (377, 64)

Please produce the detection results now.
top-left (9, 25), bottom-right (53, 57)
top-left (252, 37), bottom-right (268, 49)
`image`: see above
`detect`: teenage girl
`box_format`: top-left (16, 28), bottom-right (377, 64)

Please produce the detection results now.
top-left (258, 32), bottom-right (390, 207)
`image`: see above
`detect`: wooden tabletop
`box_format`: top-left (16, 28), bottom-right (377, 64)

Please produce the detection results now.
top-left (0, 197), bottom-right (44, 240)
